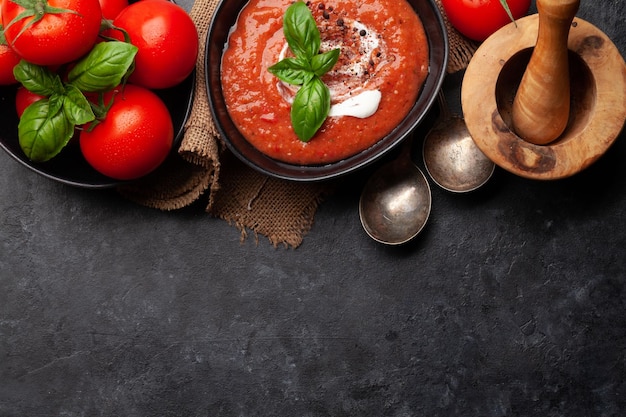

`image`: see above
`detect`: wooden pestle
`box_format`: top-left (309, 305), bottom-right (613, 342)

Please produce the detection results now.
top-left (511, 0), bottom-right (580, 145)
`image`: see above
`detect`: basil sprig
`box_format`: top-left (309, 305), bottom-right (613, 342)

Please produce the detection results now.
top-left (268, 1), bottom-right (340, 142)
top-left (14, 41), bottom-right (137, 162)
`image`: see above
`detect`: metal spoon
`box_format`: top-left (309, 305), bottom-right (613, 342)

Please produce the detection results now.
top-left (359, 133), bottom-right (432, 245)
top-left (422, 92), bottom-right (495, 193)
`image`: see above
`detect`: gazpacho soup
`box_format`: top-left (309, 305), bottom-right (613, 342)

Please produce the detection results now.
top-left (221, 0), bottom-right (429, 165)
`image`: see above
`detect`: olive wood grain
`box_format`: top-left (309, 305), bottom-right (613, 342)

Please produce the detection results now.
top-left (511, 0), bottom-right (580, 145)
top-left (461, 14), bottom-right (626, 180)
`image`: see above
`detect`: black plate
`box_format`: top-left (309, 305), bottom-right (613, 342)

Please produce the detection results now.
top-left (206, 0), bottom-right (449, 182)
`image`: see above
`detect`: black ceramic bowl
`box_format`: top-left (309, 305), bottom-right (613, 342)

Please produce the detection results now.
top-left (0, 0), bottom-right (195, 189)
top-left (206, 0), bottom-right (448, 182)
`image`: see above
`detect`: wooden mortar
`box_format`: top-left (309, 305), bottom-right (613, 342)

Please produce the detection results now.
top-left (461, 7), bottom-right (626, 180)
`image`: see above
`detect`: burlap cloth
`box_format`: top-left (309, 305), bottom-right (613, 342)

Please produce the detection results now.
top-left (117, 0), bottom-right (478, 248)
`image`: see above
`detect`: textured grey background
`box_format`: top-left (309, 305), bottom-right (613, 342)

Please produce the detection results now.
top-left (1, 0), bottom-right (625, 416)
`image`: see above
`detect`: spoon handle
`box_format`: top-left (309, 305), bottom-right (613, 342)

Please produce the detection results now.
top-left (511, 0), bottom-right (580, 145)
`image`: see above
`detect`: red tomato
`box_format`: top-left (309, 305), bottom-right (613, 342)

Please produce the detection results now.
top-left (99, 0), bottom-right (128, 20)
top-left (15, 87), bottom-right (45, 117)
top-left (441, 0), bottom-right (531, 42)
top-left (0, 1), bottom-right (20, 84)
top-left (0, 42), bottom-right (20, 85)
top-left (79, 84), bottom-right (174, 180)
top-left (1, 0), bottom-right (102, 66)
top-left (110, 0), bottom-right (198, 89)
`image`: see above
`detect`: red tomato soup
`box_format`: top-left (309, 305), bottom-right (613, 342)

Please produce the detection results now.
top-left (221, 0), bottom-right (429, 165)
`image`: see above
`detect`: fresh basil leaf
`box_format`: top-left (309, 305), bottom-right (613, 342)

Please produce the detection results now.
top-left (67, 41), bottom-right (138, 92)
top-left (13, 60), bottom-right (64, 96)
top-left (291, 76), bottom-right (330, 142)
top-left (47, 94), bottom-right (65, 119)
top-left (283, 1), bottom-right (320, 60)
top-left (268, 2), bottom-right (342, 143)
top-left (268, 57), bottom-right (314, 85)
top-left (310, 49), bottom-right (340, 77)
top-left (63, 85), bottom-right (96, 125)
top-left (18, 99), bottom-right (74, 163)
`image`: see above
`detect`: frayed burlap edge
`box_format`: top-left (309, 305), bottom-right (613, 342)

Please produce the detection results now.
top-left (207, 152), bottom-right (334, 248)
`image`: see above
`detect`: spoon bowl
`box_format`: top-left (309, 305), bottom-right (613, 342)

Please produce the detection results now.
top-left (359, 136), bottom-right (432, 245)
top-left (423, 93), bottom-right (495, 192)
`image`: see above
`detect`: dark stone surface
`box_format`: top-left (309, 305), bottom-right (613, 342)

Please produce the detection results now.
top-left (1, 1), bottom-right (625, 416)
